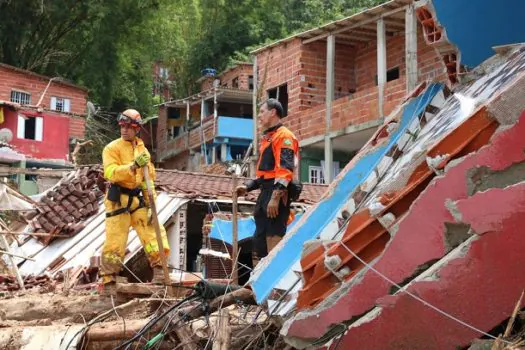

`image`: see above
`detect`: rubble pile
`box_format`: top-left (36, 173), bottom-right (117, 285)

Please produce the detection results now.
top-left (0, 273), bottom-right (57, 292)
top-left (24, 166), bottom-right (104, 245)
top-left (199, 162), bottom-right (229, 175)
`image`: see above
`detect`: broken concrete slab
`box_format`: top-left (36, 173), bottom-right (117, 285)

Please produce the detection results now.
top-left (318, 180), bottom-right (525, 349)
top-left (284, 103), bottom-right (525, 341)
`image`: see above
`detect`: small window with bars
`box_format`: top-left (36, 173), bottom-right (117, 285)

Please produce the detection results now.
top-left (50, 97), bottom-right (71, 112)
top-left (10, 90), bottom-right (31, 105)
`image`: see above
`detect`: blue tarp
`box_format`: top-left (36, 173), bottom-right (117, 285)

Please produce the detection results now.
top-left (209, 212), bottom-right (304, 246)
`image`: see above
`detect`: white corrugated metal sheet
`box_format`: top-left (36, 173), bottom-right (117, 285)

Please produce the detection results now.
top-left (8, 193), bottom-right (188, 276)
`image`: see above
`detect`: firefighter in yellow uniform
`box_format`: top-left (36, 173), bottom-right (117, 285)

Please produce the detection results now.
top-left (99, 109), bottom-right (169, 292)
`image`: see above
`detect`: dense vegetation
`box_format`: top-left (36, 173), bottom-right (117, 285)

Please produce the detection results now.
top-left (0, 0), bottom-right (386, 163)
top-left (0, 0), bottom-right (387, 113)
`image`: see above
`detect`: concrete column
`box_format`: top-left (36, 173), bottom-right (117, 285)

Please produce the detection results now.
top-left (200, 98), bottom-right (208, 165)
top-left (213, 88), bottom-right (218, 131)
top-left (221, 143), bottom-right (228, 162)
top-left (252, 55), bottom-right (258, 177)
top-left (185, 100), bottom-right (190, 148)
top-left (405, 4), bottom-right (418, 92)
top-left (324, 34), bottom-right (335, 183)
top-left (377, 18), bottom-right (387, 119)
top-left (211, 146), bottom-right (216, 164)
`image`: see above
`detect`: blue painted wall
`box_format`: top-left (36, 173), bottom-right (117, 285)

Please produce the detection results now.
top-left (217, 116), bottom-right (253, 140)
top-left (433, 0), bottom-right (525, 68)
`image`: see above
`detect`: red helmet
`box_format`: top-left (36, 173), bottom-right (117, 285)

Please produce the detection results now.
top-left (118, 109), bottom-right (142, 129)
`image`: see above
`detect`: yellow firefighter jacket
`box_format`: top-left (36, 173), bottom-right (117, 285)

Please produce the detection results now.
top-left (102, 137), bottom-right (155, 193)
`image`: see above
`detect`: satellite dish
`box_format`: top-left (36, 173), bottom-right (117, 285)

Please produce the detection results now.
top-left (0, 128), bottom-right (13, 143)
top-left (87, 101), bottom-right (97, 118)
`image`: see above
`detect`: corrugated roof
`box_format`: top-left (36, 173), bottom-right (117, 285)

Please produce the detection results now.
top-left (9, 193), bottom-right (188, 276)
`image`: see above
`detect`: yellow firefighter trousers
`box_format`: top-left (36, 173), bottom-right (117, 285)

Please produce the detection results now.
top-left (100, 193), bottom-right (170, 283)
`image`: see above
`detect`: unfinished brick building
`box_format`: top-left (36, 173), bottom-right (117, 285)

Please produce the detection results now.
top-left (252, 0), bottom-right (446, 184)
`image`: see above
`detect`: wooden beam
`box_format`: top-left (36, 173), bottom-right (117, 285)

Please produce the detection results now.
top-left (212, 309), bottom-right (231, 350)
top-left (85, 319), bottom-right (164, 342)
top-left (0, 167), bottom-right (70, 177)
top-left (116, 282), bottom-right (168, 296)
top-left (302, 5), bottom-right (408, 45)
top-left (231, 174), bottom-right (239, 285)
top-left (405, 4), bottom-right (418, 92)
top-left (336, 34), bottom-right (372, 43)
top-left (377, 18), bottom-right (387, 120)
top-left (0, 249), bottom-right (35, 261)
top-left (346, 28), bottom-right (378, 37)
top-left (0, 294), bottom-right (115, 321)
top-left (0, 234), bottom-right (25, 290)
top-left (178, 288), bottom-right (256, 320)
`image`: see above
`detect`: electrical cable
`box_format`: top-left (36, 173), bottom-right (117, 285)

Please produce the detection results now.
top-left (145, 301), bottom-right (206, 350)
top-left (116, 294), bottom-right (199, 350)
top-left (336, 242), bottom-right (510, 344)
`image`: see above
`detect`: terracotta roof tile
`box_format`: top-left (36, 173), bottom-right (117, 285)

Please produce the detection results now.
top-left (28, 165), bottom-right (104, 245)
top-left (155, 169), bottom-right (327, 204)
top-left (28, 166), bottom-right (326, 245)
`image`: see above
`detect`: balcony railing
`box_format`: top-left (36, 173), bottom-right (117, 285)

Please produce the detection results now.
top-left (159, 116), bottom-right (254, 161)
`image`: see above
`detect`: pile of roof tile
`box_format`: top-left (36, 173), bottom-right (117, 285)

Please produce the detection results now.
top-left (0, 273), bottom-right (55, 292)
top-left (25, 166), bottom-right (104, 245)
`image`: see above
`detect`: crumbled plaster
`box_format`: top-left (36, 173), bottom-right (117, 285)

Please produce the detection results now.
top-left (466, 161), bottom-right (525, 196)
top-left (297, 235), bottom-right (480, 348)
top-left (445, 198), bottom-right (463, 223)
top-left (443, 222), bottom-right (472, 253)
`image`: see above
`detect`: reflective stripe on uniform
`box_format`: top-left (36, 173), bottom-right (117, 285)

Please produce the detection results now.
top-left (144, 237), bottom-right (168, 254)
top-left (104, 164), bottom-right (118, 180)
top-left (102, 252), bottom-right (122, 265)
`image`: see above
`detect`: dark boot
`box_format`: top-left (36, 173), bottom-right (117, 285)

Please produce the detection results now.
top-left (97, 281), bottom-right (117, 296)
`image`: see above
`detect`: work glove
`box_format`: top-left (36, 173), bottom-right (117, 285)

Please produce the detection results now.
top-left (235, 185), bottom-right (247, 197)
top-left (267, 189), bottom-right (285, 218)
top-left (134, 152), bottom-right (150, 168)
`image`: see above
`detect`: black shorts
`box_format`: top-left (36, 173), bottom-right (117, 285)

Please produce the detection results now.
top-left (253, 185), bottom-right (290, 258)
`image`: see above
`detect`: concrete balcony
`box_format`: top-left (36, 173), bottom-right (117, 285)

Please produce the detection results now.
top-left (160, 116), bottom-right (253, 164)
top-left (298, 77), bottom-right (407, 154)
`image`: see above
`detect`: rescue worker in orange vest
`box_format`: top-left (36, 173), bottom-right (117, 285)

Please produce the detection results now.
top-left (235, 99), bottom-right (300, 266)
top-left (99, 109), bottom-right (169, 293)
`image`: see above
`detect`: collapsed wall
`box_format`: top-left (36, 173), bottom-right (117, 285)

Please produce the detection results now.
top-left (279, 46), bottom-right (525, 349)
